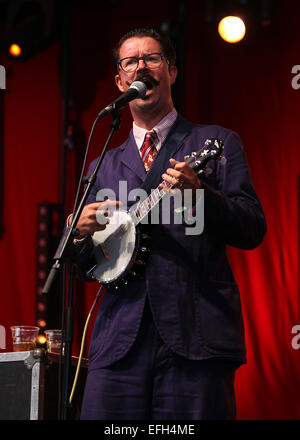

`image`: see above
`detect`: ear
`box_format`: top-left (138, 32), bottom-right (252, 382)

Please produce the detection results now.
top-left (115, 74), bottom-right (126, 93)
top-left (169, 65), bottom-right (178, 86)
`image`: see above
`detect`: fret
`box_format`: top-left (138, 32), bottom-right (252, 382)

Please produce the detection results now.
top-left (146, 196), bottom-right (152, 211)
top-left (151, 189), bottom-right (159, 205)
top-left (130, 180), bottom-right (174, 226)
top-left (148, 192), bottom-right (154, 208)
top-left (131, 204), bottom-right (142, 226)
top-left (140, 202), bottom-right (147, 217)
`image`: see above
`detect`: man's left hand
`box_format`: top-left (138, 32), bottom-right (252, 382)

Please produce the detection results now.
top-left (161, 158), bottom-right (201, 191)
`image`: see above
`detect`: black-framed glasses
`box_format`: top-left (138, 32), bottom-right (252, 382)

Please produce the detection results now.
top-left (118, 53), bottom-right (165, 72)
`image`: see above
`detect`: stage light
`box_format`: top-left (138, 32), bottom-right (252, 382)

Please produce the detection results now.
top-left (37, 334), bottom-right (47, 345)
top-left (218, 16), bottom-right (246, 43)
top-left (37, 319), bottom-right (47, 328)
top-left (36, 202), bottom-right (64, 332)
top-left (4, 0), bottom-right (60, 61)
top-left (8, 43), bottom-right (22, 57)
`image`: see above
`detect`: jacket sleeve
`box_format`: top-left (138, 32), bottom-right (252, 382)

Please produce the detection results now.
top-left (199, 131), bottom-right (267, 249)
top-left (70, 159), bottom-right (103, 282)
top-left (73, 234), bottom-right (97, 281)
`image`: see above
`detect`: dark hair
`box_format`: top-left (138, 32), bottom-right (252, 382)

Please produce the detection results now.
top-left (113, 27), bottom-right (176, 70)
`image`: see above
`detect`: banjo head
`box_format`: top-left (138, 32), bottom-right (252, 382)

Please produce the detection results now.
top-left (90, 209), bottom-right (137, 284)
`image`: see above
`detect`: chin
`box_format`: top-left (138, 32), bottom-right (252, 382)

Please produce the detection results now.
top-left (135, 96), bottom-right (157, 110)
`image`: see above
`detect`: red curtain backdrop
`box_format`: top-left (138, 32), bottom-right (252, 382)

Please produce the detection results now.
top-left (0, 0), bottom-right (300, 419)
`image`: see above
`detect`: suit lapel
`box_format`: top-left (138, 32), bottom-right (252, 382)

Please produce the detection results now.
top-left (120, 130), bottom-right (146, 182)
top-left (140, 115), bottom-right (194, 193)
top-left (120, 116), bottom-right (194, 190)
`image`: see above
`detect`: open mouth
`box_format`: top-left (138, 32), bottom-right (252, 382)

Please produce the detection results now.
top-left (141, 78), bottom-right (154, 90)
top-left (126, 74), bottom-right (159, 99)
top-left (135, 73), bottom-right (160, 91)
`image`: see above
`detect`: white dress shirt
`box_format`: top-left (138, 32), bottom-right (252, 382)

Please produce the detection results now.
top-left (133, 108), bottom-right (178, 155)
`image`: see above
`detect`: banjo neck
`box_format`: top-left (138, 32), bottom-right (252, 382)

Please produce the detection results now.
top-left (130, 180), bottom-right (173, 226)
top-left (129, 138), bottom-right (225, 227)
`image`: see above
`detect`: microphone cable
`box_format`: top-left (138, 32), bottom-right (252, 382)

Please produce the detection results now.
top-left (68, 284), bottom-right (105, 405)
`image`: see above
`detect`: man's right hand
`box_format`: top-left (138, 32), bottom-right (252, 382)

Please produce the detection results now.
top-left (68, 200), bottom-right (122, 239)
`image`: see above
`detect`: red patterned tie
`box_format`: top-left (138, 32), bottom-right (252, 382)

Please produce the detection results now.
top-left (140, 130), bottom-right (157, 172)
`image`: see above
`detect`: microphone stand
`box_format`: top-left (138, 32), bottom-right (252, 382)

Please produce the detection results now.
top-left (42, 108), bottom-right (122, 420)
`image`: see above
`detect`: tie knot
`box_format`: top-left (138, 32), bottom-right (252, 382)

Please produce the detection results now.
top-left (144, 129), bottom-right (156, 144)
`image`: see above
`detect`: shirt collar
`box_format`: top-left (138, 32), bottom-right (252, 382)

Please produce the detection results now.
top-left (133, 108), bottom-right (178, 150)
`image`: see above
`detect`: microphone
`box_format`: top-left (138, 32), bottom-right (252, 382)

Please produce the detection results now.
top-left (97, 81), bottom-right (148, 119)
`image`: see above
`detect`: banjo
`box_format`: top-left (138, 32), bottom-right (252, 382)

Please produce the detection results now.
top-left (87, 138), bottom-right (224, 288)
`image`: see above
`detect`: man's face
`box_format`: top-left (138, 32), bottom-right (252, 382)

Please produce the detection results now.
top-left (115, 36), bottom-right (177, 115)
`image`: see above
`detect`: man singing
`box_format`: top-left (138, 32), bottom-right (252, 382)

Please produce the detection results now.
top-left (71, 27), bottom-right (266, 419)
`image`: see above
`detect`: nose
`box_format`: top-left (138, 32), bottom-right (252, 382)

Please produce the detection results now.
top-left (137, 57), bottom-right (147, 71)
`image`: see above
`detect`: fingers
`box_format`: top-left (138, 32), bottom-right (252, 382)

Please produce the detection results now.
top-left (95, 200), bottom-right (121, 226)
top-left (161, 159), bottom-right (189, 190)
top-left (161, 158), bottom-right (201, 191)
top-left (75, 200), bottom-right (123, 237)
top-left (88, 200), bottom-right (122, 211)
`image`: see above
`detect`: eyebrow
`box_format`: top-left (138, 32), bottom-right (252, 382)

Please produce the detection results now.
top-left (120, 52), bottom-right (158, 59)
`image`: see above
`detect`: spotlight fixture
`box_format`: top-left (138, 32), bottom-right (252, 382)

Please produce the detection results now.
top-left (204, 0), bottom-right (276, 44)
top-left (4, 0), bottom-right (60, 61)
top-left (8, 43), bottom-right (22, 57)
top-left (218, 15), bottom-right (246, 43)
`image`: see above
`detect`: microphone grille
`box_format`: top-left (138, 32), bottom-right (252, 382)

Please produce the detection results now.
top-left (129, 81), bottom-right (147, 98)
